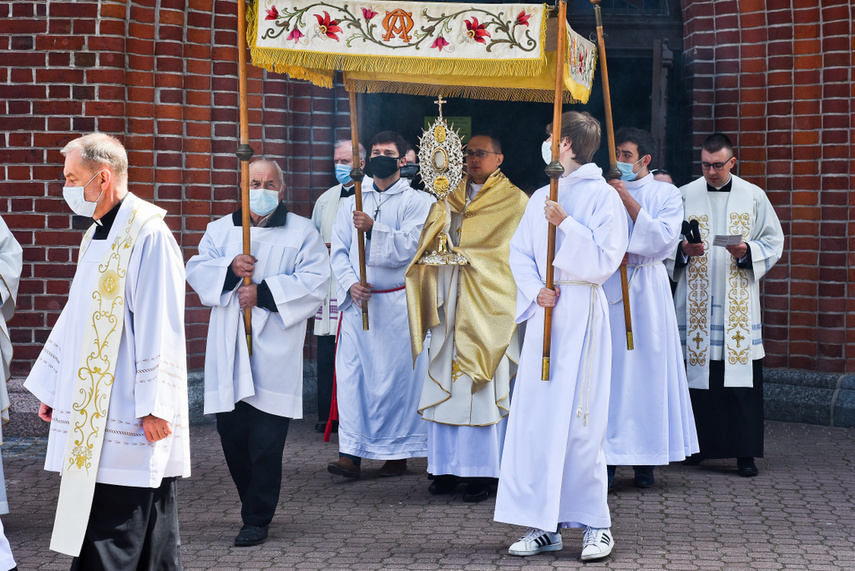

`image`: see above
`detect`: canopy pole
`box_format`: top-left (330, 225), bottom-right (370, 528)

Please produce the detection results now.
top-left (541, 0), bottom-right (568, 381)
top-left (236, 0), bottom-right (254, 353)
top-left (591, 0), bottom-right (633, 350)
top-left (347, 87), bottom-right (370, 330)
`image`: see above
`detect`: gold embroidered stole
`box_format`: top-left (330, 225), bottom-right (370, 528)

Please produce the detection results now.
top-left (50, 199), bottom-right (165, 556)
top-left (684, 182), bottom-right (753, 389)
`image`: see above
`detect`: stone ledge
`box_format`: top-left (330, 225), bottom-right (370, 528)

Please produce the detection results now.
top-left (764, 368), bottom-right (855, 428)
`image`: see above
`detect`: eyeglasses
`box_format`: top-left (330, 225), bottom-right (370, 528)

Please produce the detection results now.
top-left (700, 159), bottom-right (732, 171)
top-left (464, 149), bottom-right (499, 159)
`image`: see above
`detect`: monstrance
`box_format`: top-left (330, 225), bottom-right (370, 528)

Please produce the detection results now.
top-left (416, 95), bottom-right (468, 265)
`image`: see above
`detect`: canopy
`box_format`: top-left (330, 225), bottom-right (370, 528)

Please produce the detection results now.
top-left (248, 0), bottom-right (596, 103)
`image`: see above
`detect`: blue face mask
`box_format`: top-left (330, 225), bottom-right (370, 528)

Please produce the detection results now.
top-left (616, 158), bottom-right (643, 181)
top-left (249, 188), bottom-right (279, 216)
top-left (335, 164), bottom-right (353, 186)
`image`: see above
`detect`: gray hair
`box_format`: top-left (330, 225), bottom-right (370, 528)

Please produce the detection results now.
top-left (61, 133), bottom-right (128, 178)
top-left (335, 139), bottom-right (366, 161)
top-left (250, 158), bottom-right (284, 188)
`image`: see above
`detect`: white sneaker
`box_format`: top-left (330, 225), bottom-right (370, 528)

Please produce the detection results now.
top-left (581, 527), bottom-right (614, 561)
top-left (508, 527), bottom-right (562, 556)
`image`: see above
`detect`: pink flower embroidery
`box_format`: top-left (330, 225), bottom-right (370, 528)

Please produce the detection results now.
top-left (362, 7), bottom-right (377, 20)
top-left (516, 11), bottom-right (530, 26)
top-left (431, 36), bottom-right (449, 50)
top-left (288, 28), bottom-right (305, 42)
top-left (315, 11), bottom-right (342, 41)
top-left (265, 6), bottom-right (279, 20)
top-left (465, 17), bottom-right (490, 44)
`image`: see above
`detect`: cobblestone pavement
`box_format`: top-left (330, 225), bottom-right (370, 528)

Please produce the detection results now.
top-left (3, 420), bottom-right (854, 570)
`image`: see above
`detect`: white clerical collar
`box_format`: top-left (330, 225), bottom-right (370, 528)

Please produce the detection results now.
top-left (468, 181), bottom-right (484, 201)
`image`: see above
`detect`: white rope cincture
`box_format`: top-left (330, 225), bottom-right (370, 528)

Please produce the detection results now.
top-left (604, 261), bottom-right (661, 305)
top-left (552, 280), bottom-right (598, 426)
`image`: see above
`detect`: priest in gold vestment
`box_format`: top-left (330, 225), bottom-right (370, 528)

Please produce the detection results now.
top-left (406, 134), bottom-right (528, 502)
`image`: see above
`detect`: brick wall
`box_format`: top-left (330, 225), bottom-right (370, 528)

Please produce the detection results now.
top-left (1, 0), bottom-right (350, 375)
top-left (681, 0), bottom-right (854, 372)
top-left (2, 0), bottom-right (853, 376)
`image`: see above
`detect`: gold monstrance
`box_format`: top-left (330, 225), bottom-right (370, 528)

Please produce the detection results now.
top-left (416, 96), bottom-right (467, 265)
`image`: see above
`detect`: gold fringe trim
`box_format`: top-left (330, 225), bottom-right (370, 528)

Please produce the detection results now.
top-left (248, 1), bottom-right (548, 87)
top-left (344, 77), bottom-right (589, 104)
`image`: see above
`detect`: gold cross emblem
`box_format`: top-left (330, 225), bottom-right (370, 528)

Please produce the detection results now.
top-left (732, 330), bottom-right (745, 347)
top-left (692, 332), bottom-right (704, 349)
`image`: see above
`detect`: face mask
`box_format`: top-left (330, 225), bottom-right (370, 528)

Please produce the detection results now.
top-left (62, 171), bottom-right (104, 218)
top-left (616, 158), bottom-right (643, 181)
top-left (335, 164), bottom-right (353, 186)
top-left (541, 141), bottom-right (553, 165)
top-left (249, 188), bottom-right (279, 216)
top-left (369, 155), bottom-right (400, 179)
top-left (400, 163), bottom-right (418, 181)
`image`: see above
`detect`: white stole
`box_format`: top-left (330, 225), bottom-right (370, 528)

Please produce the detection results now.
top-left (683, 184), bottom-right (753, 389)
top-left (50, 200), bottom-right (165, 556)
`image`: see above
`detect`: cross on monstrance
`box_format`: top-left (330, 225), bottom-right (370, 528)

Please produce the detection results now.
top-left (434, 95), bottom-right (446, 119)
top-left (731, 330), bottom-right (745, 348)
top-left (692, 332), bottom-right (704, 349)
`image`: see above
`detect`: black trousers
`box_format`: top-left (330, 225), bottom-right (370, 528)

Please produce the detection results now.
top-left (689, 359), bottom-right (764, 459)
top-left (216, 401), bottom-right (290, 527)
top-left (316, 334), bottom-right (336, 423)
top-left (71, 477), bottom-right (182, 571)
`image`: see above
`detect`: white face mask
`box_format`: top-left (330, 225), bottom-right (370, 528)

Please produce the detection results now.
top-left (62, 171), bottom-right (104, 218)
top-left (541, 141), bottom-right (553, 165)
top-left (250, 188), bottom-right (279, 216)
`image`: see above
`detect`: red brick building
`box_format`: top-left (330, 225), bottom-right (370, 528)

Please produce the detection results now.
top-left (1, 1), bottom-right (853, 397)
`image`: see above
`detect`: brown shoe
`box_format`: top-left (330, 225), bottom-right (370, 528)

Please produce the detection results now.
top-left (378, 459), bottom-right (407, 477)
top-left (327, 457), bottom-right (361, 479)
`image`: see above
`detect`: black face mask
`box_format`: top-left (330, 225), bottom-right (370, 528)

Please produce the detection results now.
top-left (370, 155), bottom-right (401, 179)
top-left (400, 163), bottom-right (419, 180)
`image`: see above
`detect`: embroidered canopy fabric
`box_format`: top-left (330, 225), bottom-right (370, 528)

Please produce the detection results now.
top-left (249, 0), bottom-right (596, 103)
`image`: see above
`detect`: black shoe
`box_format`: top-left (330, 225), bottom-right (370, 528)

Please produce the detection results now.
top-left (462, 483), bottom-right (490, 503)
top-left (428, 475), bottom-right (459, 495)
top-left (234, 524), bottom-right (268, 547)
top-left (736, 457), bottom-right (758, 477)
top-left (633, 466), bottom-right (655, 488)
top-left (682, 453), bottom-right (703, 466)
top-left (315, 421), bottom-right (338, 433)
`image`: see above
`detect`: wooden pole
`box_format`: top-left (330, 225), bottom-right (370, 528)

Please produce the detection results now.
top-left (541, 0), bottom-right (568, 381)
top-left (236, 0), bottom-right (254, 353)
top-left (347, 88), bottom-right (369, 330)
top-left (591, 0), bottom-right (634, 350)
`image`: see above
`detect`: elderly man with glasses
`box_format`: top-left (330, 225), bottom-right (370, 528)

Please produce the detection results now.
top-left (666, 133), bottom-right (784, 478)
top-left (406, 132), bottom-right (528, 502)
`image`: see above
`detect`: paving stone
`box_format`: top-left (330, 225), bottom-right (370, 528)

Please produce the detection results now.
top-left (1, 419), bottom-right (854, 570)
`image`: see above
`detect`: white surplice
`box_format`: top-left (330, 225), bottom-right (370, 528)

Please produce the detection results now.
top-left (330, 178), bottom-right (433, 459)
top-left (0, 215), bottom-right (22, 522)
top-left (602, 174), bottom-right (699, 466)
top-left (186, 209), bottom-right (330, 418)
top-left (494, 164), bottom-right (628, 532)
top-left (25, 194), bottom-right (190, 488)
top-left (311, 177), bottom-right (371, 336)
top-left (665, 175), bottom-right (784, 388)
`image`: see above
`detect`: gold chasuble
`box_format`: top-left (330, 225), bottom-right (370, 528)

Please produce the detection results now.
top-left (406, 170), bottom-right (528, 392)
top-left (50, 201), bottom-right (166, 556)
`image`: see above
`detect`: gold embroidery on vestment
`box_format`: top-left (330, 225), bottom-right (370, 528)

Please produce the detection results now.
top-left (686, 215), bottom-right (709, 366)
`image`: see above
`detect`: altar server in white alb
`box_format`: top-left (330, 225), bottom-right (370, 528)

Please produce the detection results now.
top-left (311, 140), bottom-right (366, 433)
top-left (327, 131), bottom-right (433, 479)
top-left (666, 133), bottom-right (783, 478)
top-left (0, 214), bottom-right (21, 571)
top-left (187, 159), bottom-right (329, 547)
top-left (602, 127), bottom-right (699, 490)
top-left (494, 112), bottom-right (627, 562)
top-left (25, 133), bottom-right (190, 568)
